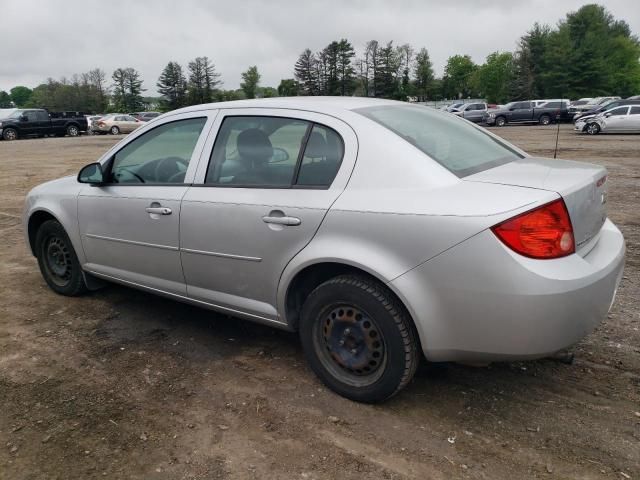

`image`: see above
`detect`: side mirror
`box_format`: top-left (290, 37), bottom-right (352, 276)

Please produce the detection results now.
top-left (509, 107), bottom-right (515, 111)
top-left (604, 112), bottom-right (612, 118)
top-left (20, 115), bottom-right (28, 122)
top-left (78, 162), bottom-right (105, 185)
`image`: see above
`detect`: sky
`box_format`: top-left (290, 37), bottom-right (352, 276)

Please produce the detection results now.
top-left (1, 0), bottom-right (639, 95)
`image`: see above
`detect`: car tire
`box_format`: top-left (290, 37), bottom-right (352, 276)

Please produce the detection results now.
top-left (35, 219), bottom-right (87, 296)
top-left (66, 125), bottom-right (79, 137)
top-left (539, 114), bottom-right (551, 126)
top-left (586, 123), bottom-right (600, 135)
top-left (2, 128), bottom-right (18, 141)
top-left (495, 116), bottom-right (506, 127)
top-left (299, 274), bottom-right (419, 403)
top-left (110, 126), bottom-right (120, 135)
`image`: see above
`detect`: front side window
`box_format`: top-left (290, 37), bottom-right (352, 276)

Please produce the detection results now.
top-left (109, 117), bottom-right (206, 184)
top-left (355, 105), bottom-right (523, 177)
top-left (607, 106), bottom-right (629, 116)
top-left (630, 106), bottom-right (640, 115)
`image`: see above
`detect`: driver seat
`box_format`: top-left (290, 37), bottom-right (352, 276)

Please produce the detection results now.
top-left (232, 128), bottom-right (274, 184)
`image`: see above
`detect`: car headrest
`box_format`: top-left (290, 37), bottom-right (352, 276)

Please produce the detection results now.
top-left (237, 128), bottom-right (273, 164)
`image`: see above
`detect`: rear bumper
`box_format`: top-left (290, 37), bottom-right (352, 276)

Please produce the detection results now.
top-left (391, 219), bottom-right (625, 362)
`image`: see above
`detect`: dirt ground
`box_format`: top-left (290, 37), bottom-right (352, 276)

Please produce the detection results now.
top-left (0, 125), bottom-right (638, 480)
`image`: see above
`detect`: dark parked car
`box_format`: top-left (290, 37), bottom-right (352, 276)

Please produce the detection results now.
top-left (483, 101), bottom-right (562, 126)
top-left (0, 109), bottom-right (88, 140)
top-left (573, 99), bottom-right (640, 122)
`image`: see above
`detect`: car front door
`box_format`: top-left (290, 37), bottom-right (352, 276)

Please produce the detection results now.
top-left (627, 106), bottom-right (640, 132)
top-left (602, 106), bottom-right (630, 132)
top-left (179, 109), bottom-right (357, 322)
top-left (512, 102), bottom-right (533, 122)
top-left (78, 112), bottom-right (215, 294)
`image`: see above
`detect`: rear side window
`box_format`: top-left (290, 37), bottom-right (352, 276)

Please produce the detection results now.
top-left (355, 105), bottom-right (523, 177)
top-left (206, 116), bottom-right (343, 188)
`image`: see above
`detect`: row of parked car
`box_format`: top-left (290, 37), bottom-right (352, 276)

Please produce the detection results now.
top-left (0, 109), bottom-right (160, 140)
top-left (441, 95), bottom-right (640, 134)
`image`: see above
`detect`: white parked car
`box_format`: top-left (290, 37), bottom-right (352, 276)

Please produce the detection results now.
top-left (575, 105), bottom-right (640, 134)
top-left (23, 98), bottom-right (625, 402)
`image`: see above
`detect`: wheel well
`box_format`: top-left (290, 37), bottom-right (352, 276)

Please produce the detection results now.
top-left (27, 211), bottom-right (57, 256)
top-left (284, 262), bottom-right (413, 332)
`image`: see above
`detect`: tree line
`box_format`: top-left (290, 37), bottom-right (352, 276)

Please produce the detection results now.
top-left (1, 4), bottom-right (638, 112)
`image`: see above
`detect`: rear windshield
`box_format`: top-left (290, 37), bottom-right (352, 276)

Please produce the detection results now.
top-left (355, 105), bottom-right (523, 177)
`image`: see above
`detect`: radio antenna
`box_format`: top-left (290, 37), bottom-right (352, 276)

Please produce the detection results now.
top-left (553, 95), bottom-right (563, 159)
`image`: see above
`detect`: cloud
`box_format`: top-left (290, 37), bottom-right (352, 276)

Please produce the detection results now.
top-left (1, 0), bottom-right (638, 93)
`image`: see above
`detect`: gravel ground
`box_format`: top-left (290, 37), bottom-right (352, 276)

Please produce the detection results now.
top-left (0, 125), bottom-right (638, 479)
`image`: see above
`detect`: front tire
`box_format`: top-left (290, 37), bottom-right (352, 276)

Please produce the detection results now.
top-left (66, 125), bottom-right (79, 137)
top-left (539, 114), bottom-right (551, 125)
top-left (110, 126), bottom-right (120, 135)
top-left (495, 116), bottom-right (506, 127)
top-left (299, 275), bottom-right (419, 403)
top-left (35, 220), bottom-right (87, 296)
top-left (586, 123), bottom-right (600, 135)
top-left (2, 128), bottom-right (18, 140)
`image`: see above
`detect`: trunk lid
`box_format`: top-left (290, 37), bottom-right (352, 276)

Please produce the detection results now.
top-left (465, 157), bottom-right (608, 252)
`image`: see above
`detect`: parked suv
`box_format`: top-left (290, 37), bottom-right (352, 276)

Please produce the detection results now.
top-left (0, 109), bottom-right (87, 140)
top-left (451, 103), bottom-right (487, 123)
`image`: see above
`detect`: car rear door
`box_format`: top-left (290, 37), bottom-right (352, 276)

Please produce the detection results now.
top-left (179, 108), bottom-right (357, 322)
top-left (78, 111), bottom-right (215, 295)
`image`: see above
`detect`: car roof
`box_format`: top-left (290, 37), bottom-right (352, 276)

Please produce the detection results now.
top-left (170, 96), bottom-right (404, 117)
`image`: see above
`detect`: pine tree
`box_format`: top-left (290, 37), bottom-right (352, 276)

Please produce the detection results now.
top-left (413, 48), bottom-right (434, 101)
top-left (240, 66), bottom-right (261, 99)
top-left (294, 49), bottom-right (318, 95)
top-left (187, 57), bottom-right (221, 105)
top-left (157, 61), bottom-right (187, 111)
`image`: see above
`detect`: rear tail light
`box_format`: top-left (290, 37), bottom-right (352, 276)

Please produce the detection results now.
top-left (491, 199), bottom-right (575, 259)
top-left (98, 122), bottom-right (106, 127)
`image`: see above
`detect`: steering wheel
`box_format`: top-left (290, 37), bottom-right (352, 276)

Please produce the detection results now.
top-left (154, 157), bottom-right (188, 183)
top-left (116, 167), bottom-right (145, 183)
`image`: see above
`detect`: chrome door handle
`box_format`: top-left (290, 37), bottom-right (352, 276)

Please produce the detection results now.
top-left (262, 215), bottom-right (301, 226)
top-left (146, 207), bottom-right (172, 215)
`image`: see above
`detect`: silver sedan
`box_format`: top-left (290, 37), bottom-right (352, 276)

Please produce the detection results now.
top-left (23, 98), bottom-right (625, 403)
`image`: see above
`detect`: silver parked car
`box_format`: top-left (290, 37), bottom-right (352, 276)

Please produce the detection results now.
top-left (23, 98), bottom-right (625, 402)
top-left (575, 105), bottom-right (640, 134)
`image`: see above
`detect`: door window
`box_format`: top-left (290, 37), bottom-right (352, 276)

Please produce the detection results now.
top-left (205, 116), bottom-right (345, 188)
top-left (630, 106), bottom-right (640, 115)
top-left (607, 106), bottom-right (629, 116)
top-left (24, 111), bottom-right (39, 122)
top-left (36, 111), bottom-right (49, 122)
top-left (206, 116), bottom-right (310, 186)
top-left (297, 124), bottom-right (344, 186)
top-left (109, 117), bottom-right (206, 184)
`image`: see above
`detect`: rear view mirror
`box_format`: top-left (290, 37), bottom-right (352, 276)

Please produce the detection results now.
top-left (77, 162), bottom-right (105, 185)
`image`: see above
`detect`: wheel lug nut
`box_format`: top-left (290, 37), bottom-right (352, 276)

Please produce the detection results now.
top-left (350, 349), bottom-right (357, 354)
top-left (344, 328), bottom-right (350, 335)
top-left (339, 340), bottom-right (345, 346)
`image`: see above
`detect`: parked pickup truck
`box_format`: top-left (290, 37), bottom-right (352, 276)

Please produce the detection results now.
top-left (483, 101), bottom-right (562, 127)
top-left (450, 102), bottom-right (488, 123)
top-left (0, 109), bottom-right (88, 140)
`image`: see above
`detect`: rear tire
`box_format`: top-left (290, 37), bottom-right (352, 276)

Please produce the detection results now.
top-left (2, 128), bottom-right (17, 140)
top-left (35, 220), bottom-right (87, 296)
top-left (539, 114), bottom-right (551, 126)
top-left (495, 116), bottom-right (506, 127)
top-left (110, 126), bottom-right (120, 135)
top-left (586, 123), bottom-right (600, 135)
top-left (299, 274), bottom-right (419, 403)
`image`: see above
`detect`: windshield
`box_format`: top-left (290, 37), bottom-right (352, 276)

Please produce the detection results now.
top-left (355, 105), bottom-right (523, 177)
top-left (8, 110), bottom-right (24, 119)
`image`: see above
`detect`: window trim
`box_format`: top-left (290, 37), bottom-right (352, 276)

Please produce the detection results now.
top-left (202, 114), bottom-right (345, 190)
top-left (100, 116), bottom-right (208, 187)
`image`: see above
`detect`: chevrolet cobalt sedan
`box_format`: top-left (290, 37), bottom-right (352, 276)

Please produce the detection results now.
top-left (23, 98), bottom-right (625, 403)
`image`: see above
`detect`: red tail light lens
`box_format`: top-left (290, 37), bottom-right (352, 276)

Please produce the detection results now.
top-left (491, 199), bottom-right (575, 259)
top-left (98, 122), bottom-right (106, 127)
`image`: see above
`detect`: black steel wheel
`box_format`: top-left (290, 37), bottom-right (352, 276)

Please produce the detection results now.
top-left (35, 219), bottom-right (87, 296)
top-left (300, 275), bottom-right (419, 403)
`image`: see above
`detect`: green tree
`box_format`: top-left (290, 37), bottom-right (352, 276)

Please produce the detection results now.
top-left (157, 61), bottom-right (187, 111)
top-left (377, 41), bottom-right (401, 98)
top-left (187, 56), bottom-right (221, 105)
top-left (294, 48), bottom-right (319, 95)
top-left (336, 39), bottom-right (357, 95)
top-left (0, 90), bottom-right (12, 108)
top-left (277, 79), bottom-right (298, 96)
top-left (240, 66), bottom-right (261, 99)
top-left (413, 48), bottom-right (434, 101)
top-left (111, 68), bottom-right (144, 111)
top-left (512, 23), bottom-right (551, 99)
top-left (10, 86), bottom-right (32, 107)
top-left (442, 55), bottom-right (477, 99)
top-left (472, 52), bottom-right (515, 104)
